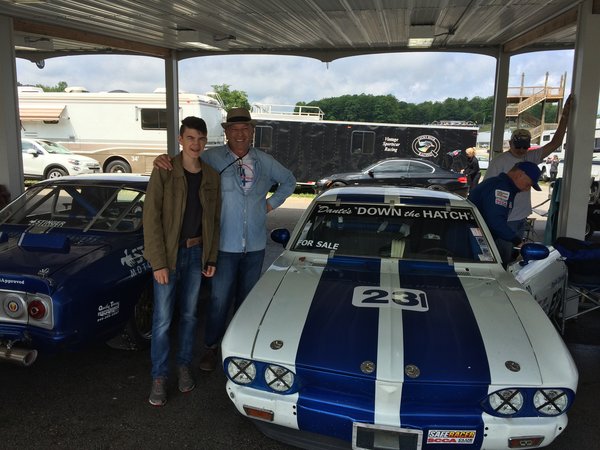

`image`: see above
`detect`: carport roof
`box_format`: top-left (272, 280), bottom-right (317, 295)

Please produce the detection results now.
top-left (0, 0), bottom-right (584, 63)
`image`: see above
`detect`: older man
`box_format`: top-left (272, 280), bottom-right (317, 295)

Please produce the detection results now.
top-left (154, 107), bottom-right (296, 371)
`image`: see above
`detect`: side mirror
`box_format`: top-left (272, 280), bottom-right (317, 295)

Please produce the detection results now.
top-left (271, 228), bottom-right (290, 247)
top-left (519, 242), bottom-right (550, 266)
top-left (368, 170), bottom-right (375, 178)
top-left (25, 149), bottom-right (40, 157)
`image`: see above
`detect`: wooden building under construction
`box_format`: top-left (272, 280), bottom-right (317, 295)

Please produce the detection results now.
top-left (506, 72), bottom-right (567, 143)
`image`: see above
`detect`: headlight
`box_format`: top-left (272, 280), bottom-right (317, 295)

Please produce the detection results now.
top-left (227, 358), bottom-right (256, 385)
top-left (488, 389), bottom-right (524, 415)
top-left (534, 389), bottom-right (568, 415)
top-left (264, 364), bottom-right (294, 392)
top-left (67, 159), bottom-right (81, 166)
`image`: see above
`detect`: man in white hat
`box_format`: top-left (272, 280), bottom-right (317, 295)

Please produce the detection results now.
top-left (153, 107), bottom-right (296, 371)
top-left (484, 94), bottom-right (572, 242)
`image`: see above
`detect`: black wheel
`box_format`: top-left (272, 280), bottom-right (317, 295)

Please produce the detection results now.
top-left (421, 247), bottom-right (451, 256)
top-left (428, 184), bottom-right (446, 192)
top-left (46, 167), bottom-right (68, 179)
top-left (124, 283), bottom-right (153, 349)
top-left (331, 181), bottom-right (347, 188)
top-left (105, 160), bottom-right (131, 173)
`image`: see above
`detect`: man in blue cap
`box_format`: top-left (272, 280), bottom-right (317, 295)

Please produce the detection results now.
top-left (469, 161), bottom-right (542, 266)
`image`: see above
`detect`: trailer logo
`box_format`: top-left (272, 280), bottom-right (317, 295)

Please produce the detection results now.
top-left (412, 135), bottom-right (440, 158)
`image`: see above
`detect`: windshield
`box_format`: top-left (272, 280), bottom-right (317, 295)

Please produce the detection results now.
top-left (292, 202), bottom-right (496, 263)
top-left (0, 183), bottom-right (145, 233)
top-left (39, 140), bottom-right (73, 155)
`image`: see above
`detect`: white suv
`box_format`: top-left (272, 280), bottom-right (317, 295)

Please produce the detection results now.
top-left (21, 138), bottom-right (101, 179)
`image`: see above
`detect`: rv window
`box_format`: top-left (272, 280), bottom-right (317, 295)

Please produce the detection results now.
top-left (254, 125), bottom-right (273, 150)
top-left (141, 109), bottom-right (168, 130)
top-left (350, 131), bottom-right (375, 155)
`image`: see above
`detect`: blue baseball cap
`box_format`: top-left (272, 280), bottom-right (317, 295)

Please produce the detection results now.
top-left (515, 161), bottom-right (542, 191)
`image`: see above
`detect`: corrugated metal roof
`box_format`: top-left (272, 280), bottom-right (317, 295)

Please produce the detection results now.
top-left (0, 0), bottom-right (581, 62)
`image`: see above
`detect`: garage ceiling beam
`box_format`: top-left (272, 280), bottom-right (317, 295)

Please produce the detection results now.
top-left (13, 18), bottom-right (170, 58)
top-left (503, 7), bottom-right (578, 54)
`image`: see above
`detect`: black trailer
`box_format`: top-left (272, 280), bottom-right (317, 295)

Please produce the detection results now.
top-left (252, 113), bottom-right (478, 187)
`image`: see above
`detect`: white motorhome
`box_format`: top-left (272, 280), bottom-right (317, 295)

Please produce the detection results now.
top-left (18, 86), bottom-right (226, 174)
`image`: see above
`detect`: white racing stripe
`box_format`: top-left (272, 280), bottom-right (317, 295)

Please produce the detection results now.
top-left (374, 258), bottom-right (404, 427)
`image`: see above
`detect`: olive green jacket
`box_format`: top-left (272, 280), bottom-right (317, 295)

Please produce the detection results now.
top-left (143, 154), bottom-right (221, 271)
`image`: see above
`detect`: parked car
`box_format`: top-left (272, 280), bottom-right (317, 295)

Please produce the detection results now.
top-left (21, 138), bottom-right (101, 179)
top-left (476, 153), bottom-right (489, 170)
top-left (315, 158), bottom-right (469, 196)
top-left (221, 185), bottom-right (578, 450)
top-left (0, 174), bottom-right (151, 366)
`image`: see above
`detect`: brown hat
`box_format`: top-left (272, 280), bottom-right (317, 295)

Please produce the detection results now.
top-left (221, 107), bottom-right (256, 129)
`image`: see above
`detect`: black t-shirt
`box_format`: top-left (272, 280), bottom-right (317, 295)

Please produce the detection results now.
top-left (180, 169), bottom-right (203, 241)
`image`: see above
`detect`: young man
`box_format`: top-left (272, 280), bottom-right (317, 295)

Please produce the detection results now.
top-left (153, 107), bottom-right (296, 371)
top-left (143, 116), bottom-right (221, 406)
top-left (469, 161), bottom-right (542, 266)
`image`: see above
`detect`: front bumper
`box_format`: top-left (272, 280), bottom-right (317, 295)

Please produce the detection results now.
top-left (227, 381), bottom-right (569, 449)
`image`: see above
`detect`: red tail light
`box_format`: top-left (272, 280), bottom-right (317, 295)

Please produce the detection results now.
top-left (458, 176), bottom-right (468, 184)
top-left (28, 300), bottom-right (47, 320)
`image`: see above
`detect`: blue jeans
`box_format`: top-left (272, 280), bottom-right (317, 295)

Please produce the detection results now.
top-left (151, 245), bottom-right (203, 379)
top-left (204, 250), bottom-right (265, 347)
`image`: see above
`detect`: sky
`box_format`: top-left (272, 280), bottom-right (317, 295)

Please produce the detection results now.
top-left (15, 50), bottom-right (576, 107)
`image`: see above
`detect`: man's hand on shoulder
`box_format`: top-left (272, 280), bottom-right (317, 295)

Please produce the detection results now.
top-left (153, 154), bottom-right (173, 170)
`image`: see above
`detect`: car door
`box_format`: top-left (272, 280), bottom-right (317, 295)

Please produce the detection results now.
top-left (406, 160), bottom-right (435, 187)
top-left (21, 140), bottom-right (45, 177)
top-left (368, 160), bottom-right (411, 185)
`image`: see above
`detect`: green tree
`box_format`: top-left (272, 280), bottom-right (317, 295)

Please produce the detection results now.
top-left (36, 81), bottom-right (68, 92)
top-left (211, 84), bottom-right (250, 111)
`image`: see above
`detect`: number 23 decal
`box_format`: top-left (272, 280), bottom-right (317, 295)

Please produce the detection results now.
top-left (352, 287), bottom-right (429, 312)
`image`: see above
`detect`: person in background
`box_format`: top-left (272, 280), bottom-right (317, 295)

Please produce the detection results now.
top-left (549, 154), bottom-right (560, 181)
top-left (143, 116), bottom-right (221, 406)
top-left (469, 161), bottom-right (542, 266)
top-left (461, 147), bottom-right (481, 191)
top-left (153, 107), bottom-right (296, 372)
top-left (484, 94), bottom-right (572, 247)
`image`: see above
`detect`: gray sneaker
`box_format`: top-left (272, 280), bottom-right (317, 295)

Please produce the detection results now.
top-left (149, 377), bottom-right (167, 406)
top-left (178, 366), bottom-right (195, 393)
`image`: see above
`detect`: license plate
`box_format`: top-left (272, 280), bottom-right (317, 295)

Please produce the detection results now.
top-left (353, 423), bottom-right (422, 450)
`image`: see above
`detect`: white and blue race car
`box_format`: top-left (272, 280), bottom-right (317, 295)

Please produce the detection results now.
top-left (222, 186), bottom-right (578, 450)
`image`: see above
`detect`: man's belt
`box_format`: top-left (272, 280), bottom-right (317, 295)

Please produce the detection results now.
top-left (181, 236), bottom-right (202, 248)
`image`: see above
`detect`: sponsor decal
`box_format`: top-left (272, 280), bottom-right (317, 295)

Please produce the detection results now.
top-left (316, 205), bottom-right (474, 220)
top-left (0, 277), bottom-right (25, 286)
top-left (352, 287), bottom-right (428, 311)
top-left (28, 219), bottom-right (66, 228)
top-left (383, 136), bottom-right (400, 153)
top-left (97, 300), bottom-right (119, 322)
top-left (494, 189), bottom-right (510, 207)
top-left (427, 430), bottom-right (476, 444)
top-left (411, 135), bottom-right (441, 158)
top-left (120, 245), bottom-right (150, 277)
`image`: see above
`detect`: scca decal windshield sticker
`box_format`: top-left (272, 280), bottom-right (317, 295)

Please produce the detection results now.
top-left (316, 204), bottom-right (474, 220)
top-left (352, 287), bottom-right (428, 311)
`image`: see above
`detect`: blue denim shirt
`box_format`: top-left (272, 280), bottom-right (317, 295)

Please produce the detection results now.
top-left (201, 145), bottom-right (296, 252)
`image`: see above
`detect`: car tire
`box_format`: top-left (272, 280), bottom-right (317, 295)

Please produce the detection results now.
top-left (46, 167), bottom-right (68, 179)
top-left (585, 221), bottom-right (592, 240)
top-left (428, 184), bottom-right (446, 192)
top-left (124, 283), bottom-right (153, 349)
top-left (105, 160), bottom-right (131, 173)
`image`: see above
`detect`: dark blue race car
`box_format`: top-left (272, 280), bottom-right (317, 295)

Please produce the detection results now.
top-left (0, 174), bottom-right (152, 366)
